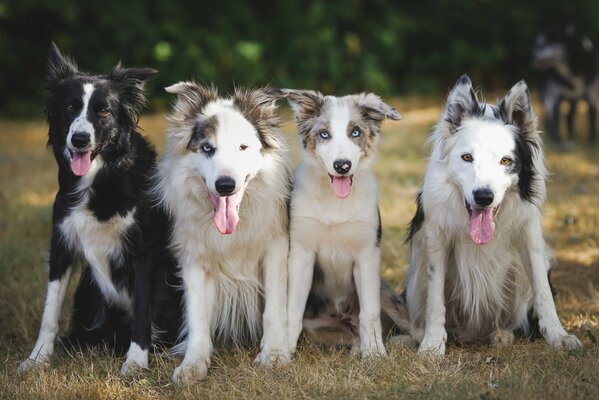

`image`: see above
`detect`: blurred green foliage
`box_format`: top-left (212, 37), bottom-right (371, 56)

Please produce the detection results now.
top-left (1, 0), bottom-right (598, 118)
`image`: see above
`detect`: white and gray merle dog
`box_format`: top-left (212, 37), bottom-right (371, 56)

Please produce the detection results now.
top-left (406, 75), bottom-right (583, 355)
top-left (284, 90), bottom-right (409, 358)
top-left (155, 82), bottom-right (291, 384)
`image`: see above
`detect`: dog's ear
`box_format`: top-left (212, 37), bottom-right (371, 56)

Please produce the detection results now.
top-left (443, 74), bottom-right (478, 129)
top-left (165, 81), bottom-right (219, 120)
top-left (498, 80), bottom-right (538, 135)
top-left (282, 89), bottom-right (325, 122)
top-left (46, 42), bottom-right (79, 86)
top-left (109, 63), bottom-right (157, 129)
top-left (353, 93), bottom-right (401, 122)
top-left (234, 86), bottom-right (284, 151)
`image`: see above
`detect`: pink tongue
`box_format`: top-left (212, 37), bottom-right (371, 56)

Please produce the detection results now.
top-left (70, 151), bottom-right (92, 176)
top-left (208, 187), bottom-right (245, 234)
top-left (331, 176), bottom-right (352, 198)
top-left (468, 207), bottom-right (495, 245)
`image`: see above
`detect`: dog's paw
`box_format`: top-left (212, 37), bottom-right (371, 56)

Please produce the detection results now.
top-left (120, 359), bottom-right (147, 377)
top-left (490, 330), bottom-right (515, 347)
top-left (418, 336), bottom-right (446, 357)
top-left (254, 347), bottom-right (291, 368)
top-left (547, 333), bottom-right (583, 350)
top-left (361, 345), bottom-right (388, 359)
top-left (172, 360), bottom-right (209, 385)
top-left (17, 358), bottom-right (48, 373)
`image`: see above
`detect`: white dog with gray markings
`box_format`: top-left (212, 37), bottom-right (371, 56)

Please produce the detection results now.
top-left (284, 90), bottom-right (408, 358)
top-left (155, 82), bottom-right (291, 384)
top-left (406, 75), bottom-right (583, 355)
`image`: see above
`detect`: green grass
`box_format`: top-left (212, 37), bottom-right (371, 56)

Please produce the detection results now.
top-left (1, 102), bottom-right (599, 399)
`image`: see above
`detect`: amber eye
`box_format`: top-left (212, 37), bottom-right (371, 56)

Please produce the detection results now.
top-left (461, 153), bottom-right (473, 162)
top-left (500, 157), bottom-right (513, 166)
top-left (98, 109), bottom-right (110, 117)
top-left (67, 104), bottom-right (76, 114)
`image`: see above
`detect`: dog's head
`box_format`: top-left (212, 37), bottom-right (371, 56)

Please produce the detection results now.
top-left (165, 82), bottom-right (283, 234)
top-left (45, 42), bottom-right (156, 177)
top-left (284, 90), bottom-right (400, 198)
top-left (437, 74), bottom-right (540, 245)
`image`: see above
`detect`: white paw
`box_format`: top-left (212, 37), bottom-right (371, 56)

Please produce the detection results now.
top-left (547, 333), bottom-right (583, 350)
top-left (172, 360), bottom-right (209, 385)
top-left (254, 347), bottom-right (291, 368)
top-left (17, 358), bottom-right (48, 373)
top-left (361, 345), bottom-right (387, 359)
top-left (120, 359), bottom-right (148, 377)
top-left (490, 330), bottom-right (515, 347)
top-left (418, 336), bottom-right (446, 357)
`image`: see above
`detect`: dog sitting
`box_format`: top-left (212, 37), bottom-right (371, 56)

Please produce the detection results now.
top-left (283, 89), bottom-right (408, 358)
top-left (155, 82), bottom-right (291, 384)
top-left (405, 74), bottom-right (583, 355)
top-left (19, 43), bottom-right (181, 375)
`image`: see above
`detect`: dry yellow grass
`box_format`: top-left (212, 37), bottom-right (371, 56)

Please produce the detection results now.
top-left (1, 100), bottom-right (598, 399)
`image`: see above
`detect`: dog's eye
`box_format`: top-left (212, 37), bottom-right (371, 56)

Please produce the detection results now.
top-left (319, 131), bottom-right (330, 139)
top-left (461, 153), bottom-right (473, 162)
top-left (67, 104), bottom-right (76, 114)
top-left (239, 144), bottom-right (248, 151)
top-left (98, 109), bottom-right (110, 117)
top-left (201, 143), bottom-right (214, 154)
top-left (500, 157), bottom-right (513, 166)
top-left (351, 128), bottom-right (361, 138)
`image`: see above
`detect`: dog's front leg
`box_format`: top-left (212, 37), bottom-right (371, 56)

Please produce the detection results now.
top-left (418, 230), bottom-right (448, 356)
top-left (255, 234), bottom-right (291, 367)
top-left (353, 246), bottom-right (386, 358)
top-left (526, 216), bottom-right (582, 349)
top-left (19, 226), bottom-right (73, 372)
top-left (286, 239), bottom-right (316, 355)
top-left (173, 260), bottom-right (215, 384)
top-left (121, 255), bottom-right (153, 376)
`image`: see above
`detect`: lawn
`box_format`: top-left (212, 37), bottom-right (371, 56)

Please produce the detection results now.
top-left (1, 98), bottom-right (598, 399)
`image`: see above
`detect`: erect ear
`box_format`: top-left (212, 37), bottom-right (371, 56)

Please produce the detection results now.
top-left (165, 81), bottom-right (219, 120)
top-left (46, 42), bottom-right (79, 86)
top-left (109, 62), bottom-right (157, 128)
top-left (443, 74), bottom-right (478, 129)
top-left (353, 92), bottom-right (401, 122)
top-left (498, 80), bottom-right (538, 135)
top-left (281, 89), bottom-right (325, 123)
top-left (234, 86), bottom-right (284, 150)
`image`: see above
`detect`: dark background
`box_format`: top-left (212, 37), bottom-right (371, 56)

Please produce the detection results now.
top-left (1, 0), bottom-right (598, 118)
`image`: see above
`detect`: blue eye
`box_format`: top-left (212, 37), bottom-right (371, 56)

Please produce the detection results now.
top-left (319, 131), bottom-right (330, 139)
top-left (201, 143), bottom-right (214, 154)
top-left (351, 128), bottom-right (361, 137)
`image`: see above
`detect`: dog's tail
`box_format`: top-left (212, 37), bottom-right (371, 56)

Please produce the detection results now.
top-left (380, 280), bottom-right (411, 335)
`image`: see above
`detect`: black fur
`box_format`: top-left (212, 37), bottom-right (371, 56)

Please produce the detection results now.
top-left (42, 43), bottom-right (181, 357)
top-left (511, 129), bottom-right (540, 204)
top-left (407, 191), bottom-right (425, 242)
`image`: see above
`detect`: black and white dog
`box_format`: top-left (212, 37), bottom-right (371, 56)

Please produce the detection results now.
top-left (405, 75), bottom-right (583, 355)
top-left (532, 25), bottom-right (599, 145)
top-left (18, 43), bottom-right (181, 375)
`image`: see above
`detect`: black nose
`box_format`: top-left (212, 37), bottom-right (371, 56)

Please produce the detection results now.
top-left (333, 159), bottom-right (352, 175)
top-left (215, 176), bottom-right (236, 196)
top-left (71, 132), bottom-right (91, 149)
top-left (473, 188), bottom-right (494, 207)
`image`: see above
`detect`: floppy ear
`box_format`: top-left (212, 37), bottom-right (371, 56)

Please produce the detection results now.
top-left (353, 92), bottom-right (401, 122)
top-left (443, 74), bottom-right (478, 129)
top-left (46, 42), bottom-right (79, 86)
top-left (234, 86), bottom-right (284, 150)
top-left (498, 80), bottom-right (538, 135)
top-left (165, 81), bottom-right (219, 120)
top-left (282, 89), bottom-right (325, 123)
top-left (109, 62), bottom-right (157, 129)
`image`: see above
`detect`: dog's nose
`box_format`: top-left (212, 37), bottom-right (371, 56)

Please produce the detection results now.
top-left (333, 159), bottom-right (352, 175)
top-left (71, 132), bottom-right (91, 149)
top-left (215, 176), bottom-right (236, 196)
top-left (473, 188), bottom-right (494, 207)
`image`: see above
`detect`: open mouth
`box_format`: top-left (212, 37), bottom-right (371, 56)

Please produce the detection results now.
top-left (465, 200), bottom-right (500, 245)
top-left (68, 149), bottom-right (93, 177)
top-left (208, 175), bottom-right (250, 235)
top-left (328, 174), bottom-right (353, 199)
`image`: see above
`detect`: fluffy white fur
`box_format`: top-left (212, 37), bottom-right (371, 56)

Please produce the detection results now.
top-left (406, 76), bottom-right (583, 356)
top-left (156, 83), bottom-right (291, 384)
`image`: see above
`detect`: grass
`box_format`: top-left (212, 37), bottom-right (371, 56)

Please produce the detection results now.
top-left (1, 100), bottom-right (598, 399)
